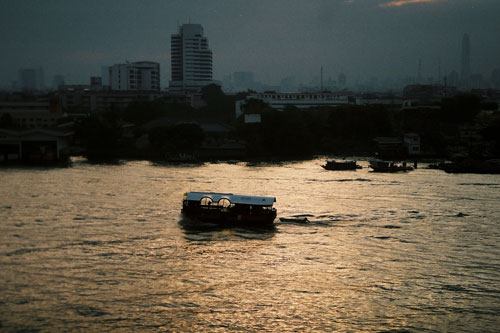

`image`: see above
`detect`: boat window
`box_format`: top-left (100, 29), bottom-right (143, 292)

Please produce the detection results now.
top-left (218, 198), bottom-right (231, 208)
top-left (200, 197), bottom-right (213, 206)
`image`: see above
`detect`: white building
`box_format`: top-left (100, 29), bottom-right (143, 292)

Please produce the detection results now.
top-left (403, 133), bottom-right (421, 156)
top-left (236, 91), bottom-right (355, 118)
top-left (103, 61), bottom-right (160, 91)
top-left (169, 24), bottom-right (213, 94)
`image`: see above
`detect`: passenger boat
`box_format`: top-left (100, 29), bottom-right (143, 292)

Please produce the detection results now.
top-left (181, 192), bottom-right (277, 226)
top-left (322, 160), bottom-right (361, 170)
top-left (369, 160), bottom-right (413, 172)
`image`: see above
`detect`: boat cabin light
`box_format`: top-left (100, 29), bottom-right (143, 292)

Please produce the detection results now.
top-left (184, 192), bottom-right (276, 207)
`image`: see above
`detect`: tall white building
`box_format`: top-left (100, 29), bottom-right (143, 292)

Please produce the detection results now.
top-left (169, 24), bottom-right (213, 94)
top-left (103, 61), bottom-right (160, 91)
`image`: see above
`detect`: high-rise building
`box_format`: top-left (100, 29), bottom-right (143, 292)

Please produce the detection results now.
top-left (103, 61), bottom-right (160, 91)
top-left (169, 23), bottom-right (213, 94)
top-left (461, 33), bottom-right (471, 87)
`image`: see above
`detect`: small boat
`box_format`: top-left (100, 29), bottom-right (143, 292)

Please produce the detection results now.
top-left (322, 160), bottom-right (361, 170)
top-left (279, 217), bottom-right (309, 223)
top-left (181, 192), bottom-right (277, 226)
top-left (369, 160), bottom-right (413, 172)
top-left (430, 159), bottom-right (500, 174)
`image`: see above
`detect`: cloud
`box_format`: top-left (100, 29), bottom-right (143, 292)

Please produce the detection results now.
top-left (379, 0), bottom-right (443, 7)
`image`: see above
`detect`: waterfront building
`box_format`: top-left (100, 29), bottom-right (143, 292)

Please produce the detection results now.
top-left (169, 23), bottom-right (213, 94)
top-left (0, 128), bottom-right (73, 162)
top-left (0, 100), bottom-right (65, 129)
top-left (403, 133), bottom-right (421, 156)
top-left (103, 61), bottom-right (160, 91)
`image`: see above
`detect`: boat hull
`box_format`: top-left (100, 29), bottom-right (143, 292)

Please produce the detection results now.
top-left (369, 160), bottom-right (413, 172)
top-left (370, 166), bottom-right (413, 172)
top-left (322, 161), bottom-right (360, 170)
top-left (181, 207), bottom-right (276, 226)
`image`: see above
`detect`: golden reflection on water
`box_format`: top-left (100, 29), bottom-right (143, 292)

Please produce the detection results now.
top-left (0, 158), bottom-right (499, 331)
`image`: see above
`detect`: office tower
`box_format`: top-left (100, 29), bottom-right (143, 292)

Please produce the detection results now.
top-left (169, 23), bottom-right (213, 94)
top-left (461, 33), bottom-right (471, 86)
top-left (104, 61), bottom-right (160, 91)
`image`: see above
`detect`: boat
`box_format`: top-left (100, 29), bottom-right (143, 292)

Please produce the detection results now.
top-left (279, 217), bottom-right (309, 223)
top-left (181, 192), bottom-right (277, 226)
top-left (431, 159), bottom-right (500, 174)
top-left (369, 160), bottom-right (413, 172)
top-left (322, 160), bottom-right (361, 170)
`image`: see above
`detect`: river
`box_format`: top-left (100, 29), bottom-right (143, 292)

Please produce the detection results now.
top-left (1, 157), bottom-right (499, 332)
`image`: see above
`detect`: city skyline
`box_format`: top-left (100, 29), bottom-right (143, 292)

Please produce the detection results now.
top-left (1, 0), bottom-right (499, 89)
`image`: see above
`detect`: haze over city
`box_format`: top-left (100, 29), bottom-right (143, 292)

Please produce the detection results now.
top-left (1, 0), bottom-right (499, 89)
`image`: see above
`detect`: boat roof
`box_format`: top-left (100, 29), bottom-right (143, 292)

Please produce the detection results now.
top-left (185, 192), bottom-right (276, 206)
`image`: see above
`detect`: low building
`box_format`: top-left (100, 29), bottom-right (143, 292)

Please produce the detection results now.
top-left (372, 137), bottom-right (405, 159)
top-left (236, 91), bottom-right (355, 117)
top-left (0, 100), bottom-right (66, 128)
top-left (356, 93), bottom-right (403, 106)
top-left (0, 128), bottom-right (73, 162)
top-left (403, 133), bottom-right (421, 156)
top-left (402, 84), bottom-right (455, 109)
top-left (58, 85), bottom-right (162, 112)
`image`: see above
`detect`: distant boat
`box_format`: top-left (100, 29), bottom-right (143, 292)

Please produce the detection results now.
top-left (181, 192), bottom-right (277, 226)
top-left (431, 159), bottom-right (500, 174)
top-left (369, 160), bottom-right (413, 172)
top-left (279, 217), bottom-right (309, 223)
top-left (322, 160), bottom-right (361, 171)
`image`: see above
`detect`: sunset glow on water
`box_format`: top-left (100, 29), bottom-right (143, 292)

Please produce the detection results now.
top-left (1, 158), bottom-right (499, 331)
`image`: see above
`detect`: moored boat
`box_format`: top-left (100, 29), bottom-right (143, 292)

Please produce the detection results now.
top-left (322, 160), bottom-right (361, 170)
top-left (181, 192), bottom-right (277, 226)
top-left (369, 160), bottom-right (413, 172)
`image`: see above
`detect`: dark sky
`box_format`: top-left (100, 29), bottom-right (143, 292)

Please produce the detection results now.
top-left (1, 0), bottom-right (499, 87)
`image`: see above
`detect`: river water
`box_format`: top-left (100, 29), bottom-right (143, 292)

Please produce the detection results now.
top-left (0, 157), bottom-right (499, 332)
